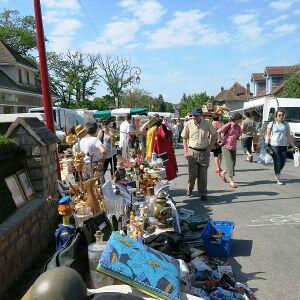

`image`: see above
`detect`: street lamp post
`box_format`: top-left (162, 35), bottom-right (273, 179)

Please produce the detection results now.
top-left (129, 66), bottom-right (141, 107)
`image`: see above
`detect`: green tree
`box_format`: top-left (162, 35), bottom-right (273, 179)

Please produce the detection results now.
top-left (47, 51), bottom-right (99, 108)
top-left (97, 55), bottom-right (136, 107)
top-left (163, 102), bottom-right (175, 113)
top-left (280, 72), bottom-right (300, 98)
top-left (0, 9), bottom-right (36, 56)
top-left (122, 88), bottom-right (156, 109)
top-left (178, 92), bottom-right (210, 117)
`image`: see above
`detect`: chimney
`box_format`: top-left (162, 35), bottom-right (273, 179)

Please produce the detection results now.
top-left (246, 83), bottom-right (250, 96)
top-left (221, 86), bottom-right (224, 92)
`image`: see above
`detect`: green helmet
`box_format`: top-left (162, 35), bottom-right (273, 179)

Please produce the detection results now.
top-left (30, 267), bottom-right (86, 300)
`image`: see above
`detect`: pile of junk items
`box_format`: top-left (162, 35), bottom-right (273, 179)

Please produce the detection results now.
top-left (23, 149), bottom-right (257, 300)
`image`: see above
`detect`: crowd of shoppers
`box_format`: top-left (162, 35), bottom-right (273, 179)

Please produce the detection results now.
top-left (68, 107), bottom-right (298, 196)
top-left (178, 106), bottom-right (298, 199)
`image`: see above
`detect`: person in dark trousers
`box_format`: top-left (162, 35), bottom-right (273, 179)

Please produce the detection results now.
top-left (181, 108), bottom-right (217, 201)
top-left (265, 109), bottom-right (298, 185)
top-left (211, 114), bottom-right (223, 174)
top-left (98, 120), bottom-right (117, 180)
top-left (241, 111), bottom-right (256, 162)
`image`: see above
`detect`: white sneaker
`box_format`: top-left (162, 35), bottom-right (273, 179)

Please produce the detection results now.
top-left (277, 180), bottom-right (283, 185)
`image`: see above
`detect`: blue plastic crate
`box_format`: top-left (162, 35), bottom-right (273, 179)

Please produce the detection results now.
top-left (200, 220), bottom-right (235, 257)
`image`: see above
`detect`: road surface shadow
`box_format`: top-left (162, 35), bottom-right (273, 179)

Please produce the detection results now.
top-left (230, 258), bottom-right (265, 294)
top-left (205, 191), bottom-right (278, 204)
top-left (231, 239), bottom-right (253, 257)
top-left (176, 173), bottom-right (188, 177)
top-left (235, 168), bottom-right (269, 172)
top-left (238, 178), bottom-right (300, 186)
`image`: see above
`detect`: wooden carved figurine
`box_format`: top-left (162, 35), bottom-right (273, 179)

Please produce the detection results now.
top-left (84, 177), bottom-right (101, 214)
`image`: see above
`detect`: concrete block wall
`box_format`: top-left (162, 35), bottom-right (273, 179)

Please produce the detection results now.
top-left (8, 128), bottom-right (58, 199)
top-left (0, 121), bottom-right (60, 297)
top-left (0, 196), bottom-right (57, 298)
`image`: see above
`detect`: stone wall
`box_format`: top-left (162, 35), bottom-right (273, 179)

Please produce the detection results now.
top-left (0, 119), bottom-right (60, 298)
top-left (0, 196), bottom-right (57, 298)
top-left (7, 125), bottom-right (58, 198)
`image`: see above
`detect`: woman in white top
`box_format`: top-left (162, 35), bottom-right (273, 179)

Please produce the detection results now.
top-left (79, 121), bottom-right (106, 170)
top-left (265, 109), bottom-right (298, 184)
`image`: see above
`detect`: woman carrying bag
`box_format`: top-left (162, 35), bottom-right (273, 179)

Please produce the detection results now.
top-left (218, 113), bottom-right (243, 188)
top-left (265, 109), bottom-right (299, 185)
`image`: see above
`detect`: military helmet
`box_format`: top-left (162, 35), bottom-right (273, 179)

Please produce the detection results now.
top-left (30, 267), bottom-right (86, 300)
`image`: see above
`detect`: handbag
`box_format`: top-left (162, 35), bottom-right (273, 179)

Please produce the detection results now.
top-left (43, 225), bottom-right (93, 280)
top-left (97, 231), bottom-right (181, 300)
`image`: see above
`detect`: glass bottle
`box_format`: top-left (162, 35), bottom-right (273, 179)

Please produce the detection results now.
top-left (88, 231), bottom-right (114, 288)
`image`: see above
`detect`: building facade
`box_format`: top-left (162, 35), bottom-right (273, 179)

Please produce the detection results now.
top-left (215, 82), bottom-right (251, 111)
top-left (0, 41), bottom-right (45, 114)
top-left (251, 64), bottom-right (300, 97)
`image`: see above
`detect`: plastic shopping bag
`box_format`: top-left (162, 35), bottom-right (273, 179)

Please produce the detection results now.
top-left (294, 150), bottom-right (300, 168)
top-left (257, 148), bottom-right (273, 165)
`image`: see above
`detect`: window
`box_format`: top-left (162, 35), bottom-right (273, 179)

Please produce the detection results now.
top-left (3, 106), bottom-right (14, 114)
top-left (18, 69), bottom-right (22, 83)
top-left (26, 71), bottom-right (30, 84)
top-left (272, 76), bottom-right (283, 87)
top-left (17, 106), bottom-right (27, 113)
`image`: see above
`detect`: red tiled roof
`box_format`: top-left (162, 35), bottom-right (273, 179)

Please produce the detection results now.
top-left (215, 82), bottom-right (252, 101)
top-left (251, 73), bottom-right (265, 81)
top-left (265, 65), bottom-right (300, 76)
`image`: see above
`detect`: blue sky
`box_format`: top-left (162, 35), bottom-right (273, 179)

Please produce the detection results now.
top-left (1, 0), bottom-right (300, 103)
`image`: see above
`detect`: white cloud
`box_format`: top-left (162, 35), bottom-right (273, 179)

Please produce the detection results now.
top-left (42, 0), bottom-right (82, 52)
top-left (146, 9), bottom-right (229, 49)
top-left (44, 10), bottom-right (65, 24)
top-left (119, 0), bottom-right (166, 24)
top-left (274, 23), bottom-right (298, 34)
top-left (269, 0), bottom-right (299, 10)
top-left (83, 20), bottom-right (140, 52)
top-left (231, 13), bottom-right (263, 45)
top-left (265, 14), bottom-right (289, 26)
top-left (51, 19), bottom-right (82, 36)
top-left (232, 13), bottom-right (257, 25)
top-left (42, 0), bottom-right (80, 11)
top-left (48, 18), bottom-right (82, 51)
top-left (294, 8), bottom-right (300, 14)
top-left (239, 57), bottom-right (266, 67)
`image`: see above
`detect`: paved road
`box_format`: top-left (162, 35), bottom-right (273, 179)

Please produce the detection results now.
top-left (170, 144), bottom-right (300, 300)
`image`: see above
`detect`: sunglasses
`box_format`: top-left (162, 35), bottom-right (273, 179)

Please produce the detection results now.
top-left (277, 114), bottom-right (284, 117)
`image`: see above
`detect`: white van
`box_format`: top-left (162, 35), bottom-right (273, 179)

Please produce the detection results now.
top-left (0, 113), bottom-right (66, 142)
top-left (29, 107), bottom-right (85, 132)
top-left (230, 96), bottom-right (300, 149)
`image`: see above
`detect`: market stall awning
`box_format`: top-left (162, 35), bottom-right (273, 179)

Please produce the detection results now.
top-left (94, 107), bottom-right (148, 118)
top-left (93, 110), bottom-right (112, 118)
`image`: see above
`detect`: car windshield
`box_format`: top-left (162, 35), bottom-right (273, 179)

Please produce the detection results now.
top-left (281, 107), bottom-right (300, 123)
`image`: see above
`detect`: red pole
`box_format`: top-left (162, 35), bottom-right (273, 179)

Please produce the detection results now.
top-left (33, 0), bottom-right (61, 180)
top-left (33, 0), bottom-right (54, 132)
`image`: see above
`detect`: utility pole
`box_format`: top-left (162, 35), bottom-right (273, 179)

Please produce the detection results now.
top-left (33, 0), bottom-right (61, 179)
top-left (33, 0), bottom-right (55, 132)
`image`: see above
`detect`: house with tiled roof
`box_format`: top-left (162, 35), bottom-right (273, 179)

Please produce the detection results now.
top-left (214, 82), bottom-right (252, 111)
top-left (0, 40), bottom-right (53, 114)
top-left (251, 73), bottom-right (266, 97)
top-left (251, 63), bottom-right (300, 97)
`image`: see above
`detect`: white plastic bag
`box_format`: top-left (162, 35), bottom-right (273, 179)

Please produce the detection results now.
top-left (294, 150), bottom-right (300, 168)
top-left (258, 148), bottom-right (273, 165)
top-left (264, 153), bottom-right (273, 164)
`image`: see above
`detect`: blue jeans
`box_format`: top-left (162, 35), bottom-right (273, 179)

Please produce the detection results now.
top-left (270, 146), bottom-right (287, 175)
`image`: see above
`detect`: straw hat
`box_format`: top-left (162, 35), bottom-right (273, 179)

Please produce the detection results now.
top-left (75, 124), bottom-right (86, 137)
